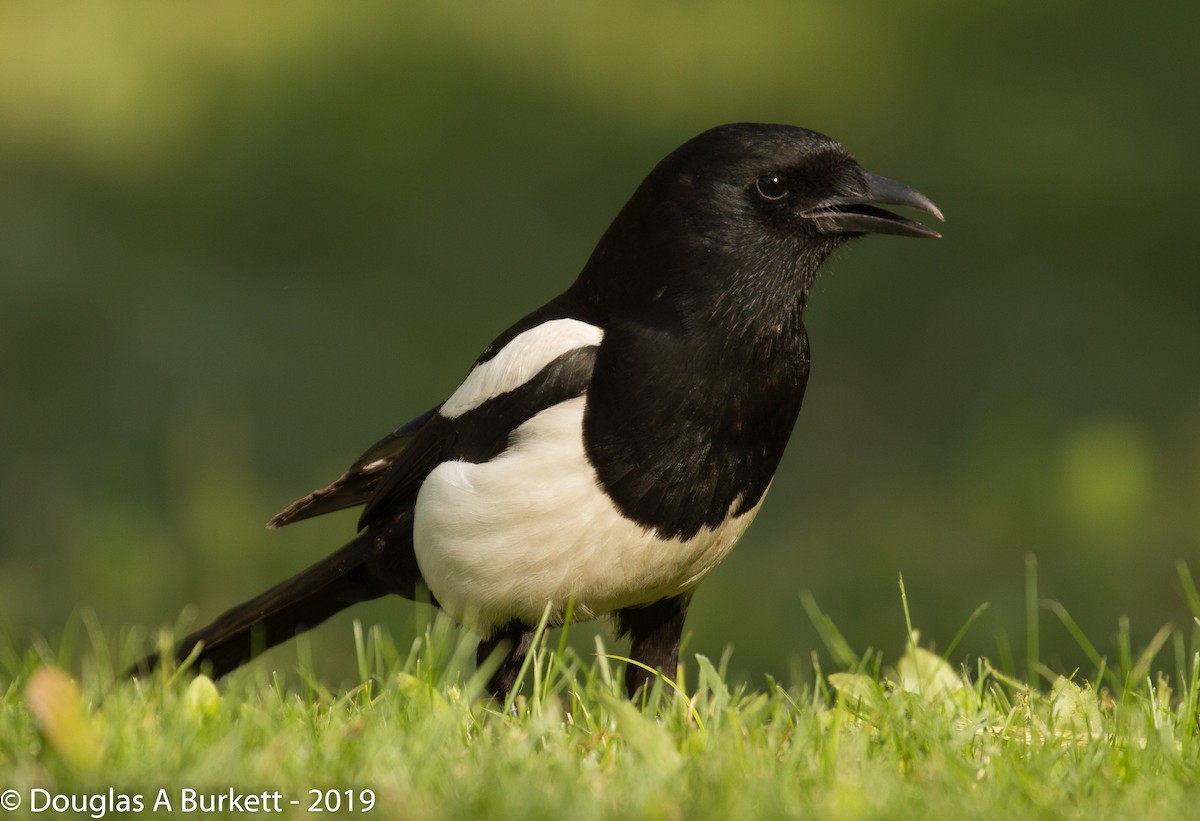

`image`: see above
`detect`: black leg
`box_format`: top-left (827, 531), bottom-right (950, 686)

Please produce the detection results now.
top-left (476, 621), bottom-right (534, 701)
top-left (614, 594), bottom-right (691, 698)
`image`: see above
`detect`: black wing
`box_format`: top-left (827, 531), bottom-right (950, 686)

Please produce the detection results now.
top-left (267, 404), bottom-right (442, 528)
top-left (357, 344), bottom-right (600, 531)
top-left (271, 290), bottom-right (602, 534)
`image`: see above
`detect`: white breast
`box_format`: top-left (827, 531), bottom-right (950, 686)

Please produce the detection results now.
top-left (412, 396), bottom-right (764, 635)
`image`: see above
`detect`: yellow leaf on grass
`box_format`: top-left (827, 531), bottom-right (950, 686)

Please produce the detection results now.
top-left (828, 673), bottom-right (883, 712)
top-left (24, 666), bottom-right (101, 773)
top-left (184, 674), bottom-right (221, 718)
top-left (1050, 676), bottom-right (1103, 737)
top-left (895, 642), bottom-right (965, 702)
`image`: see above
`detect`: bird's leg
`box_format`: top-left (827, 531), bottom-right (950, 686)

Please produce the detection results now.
top-left (614, 594), bottom-right (691, 699)
top-left (476, 620), bottom-right (534, 702)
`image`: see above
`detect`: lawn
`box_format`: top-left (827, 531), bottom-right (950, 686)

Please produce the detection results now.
top-left (5, 565), bottom-right (1200, 820)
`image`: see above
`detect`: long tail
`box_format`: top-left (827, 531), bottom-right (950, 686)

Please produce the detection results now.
top-left (131, 528), bottom-right (416, 678)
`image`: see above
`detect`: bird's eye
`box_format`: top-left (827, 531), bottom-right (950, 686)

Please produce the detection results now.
top-left (755, 174), bottom-right (788, 201)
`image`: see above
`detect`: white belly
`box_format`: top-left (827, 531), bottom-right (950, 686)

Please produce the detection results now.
top-left (412, 396), bottom-right (763, 634)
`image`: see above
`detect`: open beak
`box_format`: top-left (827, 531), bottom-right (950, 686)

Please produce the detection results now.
top-left (804, 171), bottom-right (945, 239)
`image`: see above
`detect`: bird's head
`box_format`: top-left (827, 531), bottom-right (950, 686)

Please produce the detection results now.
top-left (576, 123), bottom-right (943, 322)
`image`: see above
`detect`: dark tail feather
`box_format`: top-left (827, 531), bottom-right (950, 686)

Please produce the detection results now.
top-left (131, 531), bottom-right (394, 678)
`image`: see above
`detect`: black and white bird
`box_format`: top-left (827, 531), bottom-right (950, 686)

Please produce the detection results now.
top-left (135, 123), bottom-right (943, 698)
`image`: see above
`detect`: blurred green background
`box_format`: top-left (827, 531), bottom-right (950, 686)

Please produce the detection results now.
top-left (3, 2), bottom-right (1198, 686)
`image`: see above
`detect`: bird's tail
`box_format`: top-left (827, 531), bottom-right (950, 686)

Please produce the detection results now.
top-left (131, 530), bottom-right (399, 678)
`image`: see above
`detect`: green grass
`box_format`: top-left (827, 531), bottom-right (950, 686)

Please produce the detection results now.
top-left (5, 565), bottom-right (1200, 820)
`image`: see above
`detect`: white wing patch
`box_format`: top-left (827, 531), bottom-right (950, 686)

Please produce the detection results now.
top-left (412, 397), bottom-right (764, 635)
top-left (440, 318), bottom-right (604, 419)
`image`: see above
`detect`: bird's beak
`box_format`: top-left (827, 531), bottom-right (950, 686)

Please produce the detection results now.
top-left (804, 172), bottom-right (945, 239)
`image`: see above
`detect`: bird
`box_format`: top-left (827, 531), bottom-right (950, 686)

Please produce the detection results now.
top-left (133, 123), bottom-right (943, 699)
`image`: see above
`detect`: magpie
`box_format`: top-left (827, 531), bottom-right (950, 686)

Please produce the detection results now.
top-left (134, 123), bottom-right (943, 699)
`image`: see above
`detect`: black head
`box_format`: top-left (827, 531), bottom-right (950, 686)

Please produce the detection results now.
top-left (572, 123), bottom-right (943, 323)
